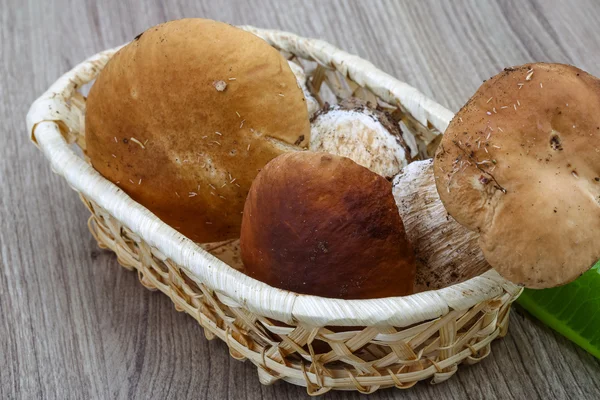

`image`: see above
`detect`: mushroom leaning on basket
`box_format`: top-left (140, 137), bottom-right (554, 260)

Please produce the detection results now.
top-left (390, 63), bottom-right (600, 291)
top-left (433, 63), bottom-right (600, 288)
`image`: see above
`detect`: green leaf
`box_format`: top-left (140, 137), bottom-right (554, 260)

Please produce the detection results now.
top-left (517, 261), bottom-right (600, 359)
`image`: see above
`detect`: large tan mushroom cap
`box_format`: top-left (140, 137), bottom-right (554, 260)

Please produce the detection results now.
top-left (85, 19), bottom-right (310, 243)
top-left (434, 63), bottom-right (600, 288)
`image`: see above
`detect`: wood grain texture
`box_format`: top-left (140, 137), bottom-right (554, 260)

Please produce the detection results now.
top-left (2, 0), bottom-right (600, 399)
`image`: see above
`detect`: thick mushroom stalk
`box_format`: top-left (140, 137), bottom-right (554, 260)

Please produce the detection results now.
top-left (310, 98), bottom-right (412, 179)
top-left (433, 63), bottom-right (600, 288)
top-left (393, 160), bottom-right (490, 291)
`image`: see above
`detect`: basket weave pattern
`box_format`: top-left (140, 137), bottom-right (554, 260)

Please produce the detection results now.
top-left (84, 193), bottom-right (516, 394)
top-left (27, 27), bottom-right (522, 395)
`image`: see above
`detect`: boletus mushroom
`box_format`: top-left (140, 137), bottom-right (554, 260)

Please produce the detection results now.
top-left (240, 151), bottom-right (416, 299)
top-left (434, 63), bottom-right (600, 288)
top-left (85, 19), bottom-right (311, 243)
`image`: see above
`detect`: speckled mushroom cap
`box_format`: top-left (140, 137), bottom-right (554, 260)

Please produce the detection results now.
top-left (433, 63), bottom-right (600, 288)
top-left (85, 19), bottom-right (310, 243)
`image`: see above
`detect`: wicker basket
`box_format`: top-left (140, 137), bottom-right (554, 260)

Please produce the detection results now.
top-left (27, 26), bottom-right (522, 395)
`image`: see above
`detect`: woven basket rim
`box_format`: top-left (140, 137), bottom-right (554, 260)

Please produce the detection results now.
top-left (26, 26), bottom-right (521, 327)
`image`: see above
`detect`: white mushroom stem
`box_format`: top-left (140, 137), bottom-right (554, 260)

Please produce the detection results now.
top-left (392, 159), bottom-right (490, 292)
top-left (310, 106), bottom-right (410, 179)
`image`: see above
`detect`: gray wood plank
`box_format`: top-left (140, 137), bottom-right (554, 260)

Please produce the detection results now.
top-left (1, 0), bottom-right (600, 399)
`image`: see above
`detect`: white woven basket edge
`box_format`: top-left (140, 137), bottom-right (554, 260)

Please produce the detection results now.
top-left (26, 26), bottom-right (521, 327)
top-left (240, 26), bottom-right (455, 134)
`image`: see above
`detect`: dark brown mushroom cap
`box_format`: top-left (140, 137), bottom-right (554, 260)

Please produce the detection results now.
top-left (434, 63), bottom-right (600, 288)
top-left (240, 151), bottom-right (416, 299)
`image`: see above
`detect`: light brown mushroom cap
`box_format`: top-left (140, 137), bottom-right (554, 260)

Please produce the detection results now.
top-left (85, 19), bottom-right (310, 243)
top-left (434, 63), bottom-right (600, 288)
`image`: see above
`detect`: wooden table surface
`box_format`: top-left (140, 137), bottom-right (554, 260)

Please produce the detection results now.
top-left (2, 0), bottom-right (600, 398)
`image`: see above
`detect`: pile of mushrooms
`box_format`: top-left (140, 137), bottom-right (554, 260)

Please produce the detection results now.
top-left (208, 62), bottom-right (600, 294)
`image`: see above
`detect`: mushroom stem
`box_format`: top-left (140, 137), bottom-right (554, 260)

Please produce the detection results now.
top-left (392, 159), bottom-right (490, 292)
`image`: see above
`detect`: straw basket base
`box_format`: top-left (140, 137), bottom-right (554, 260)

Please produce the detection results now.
top-left (81, 193), bottom-right (518, 395)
